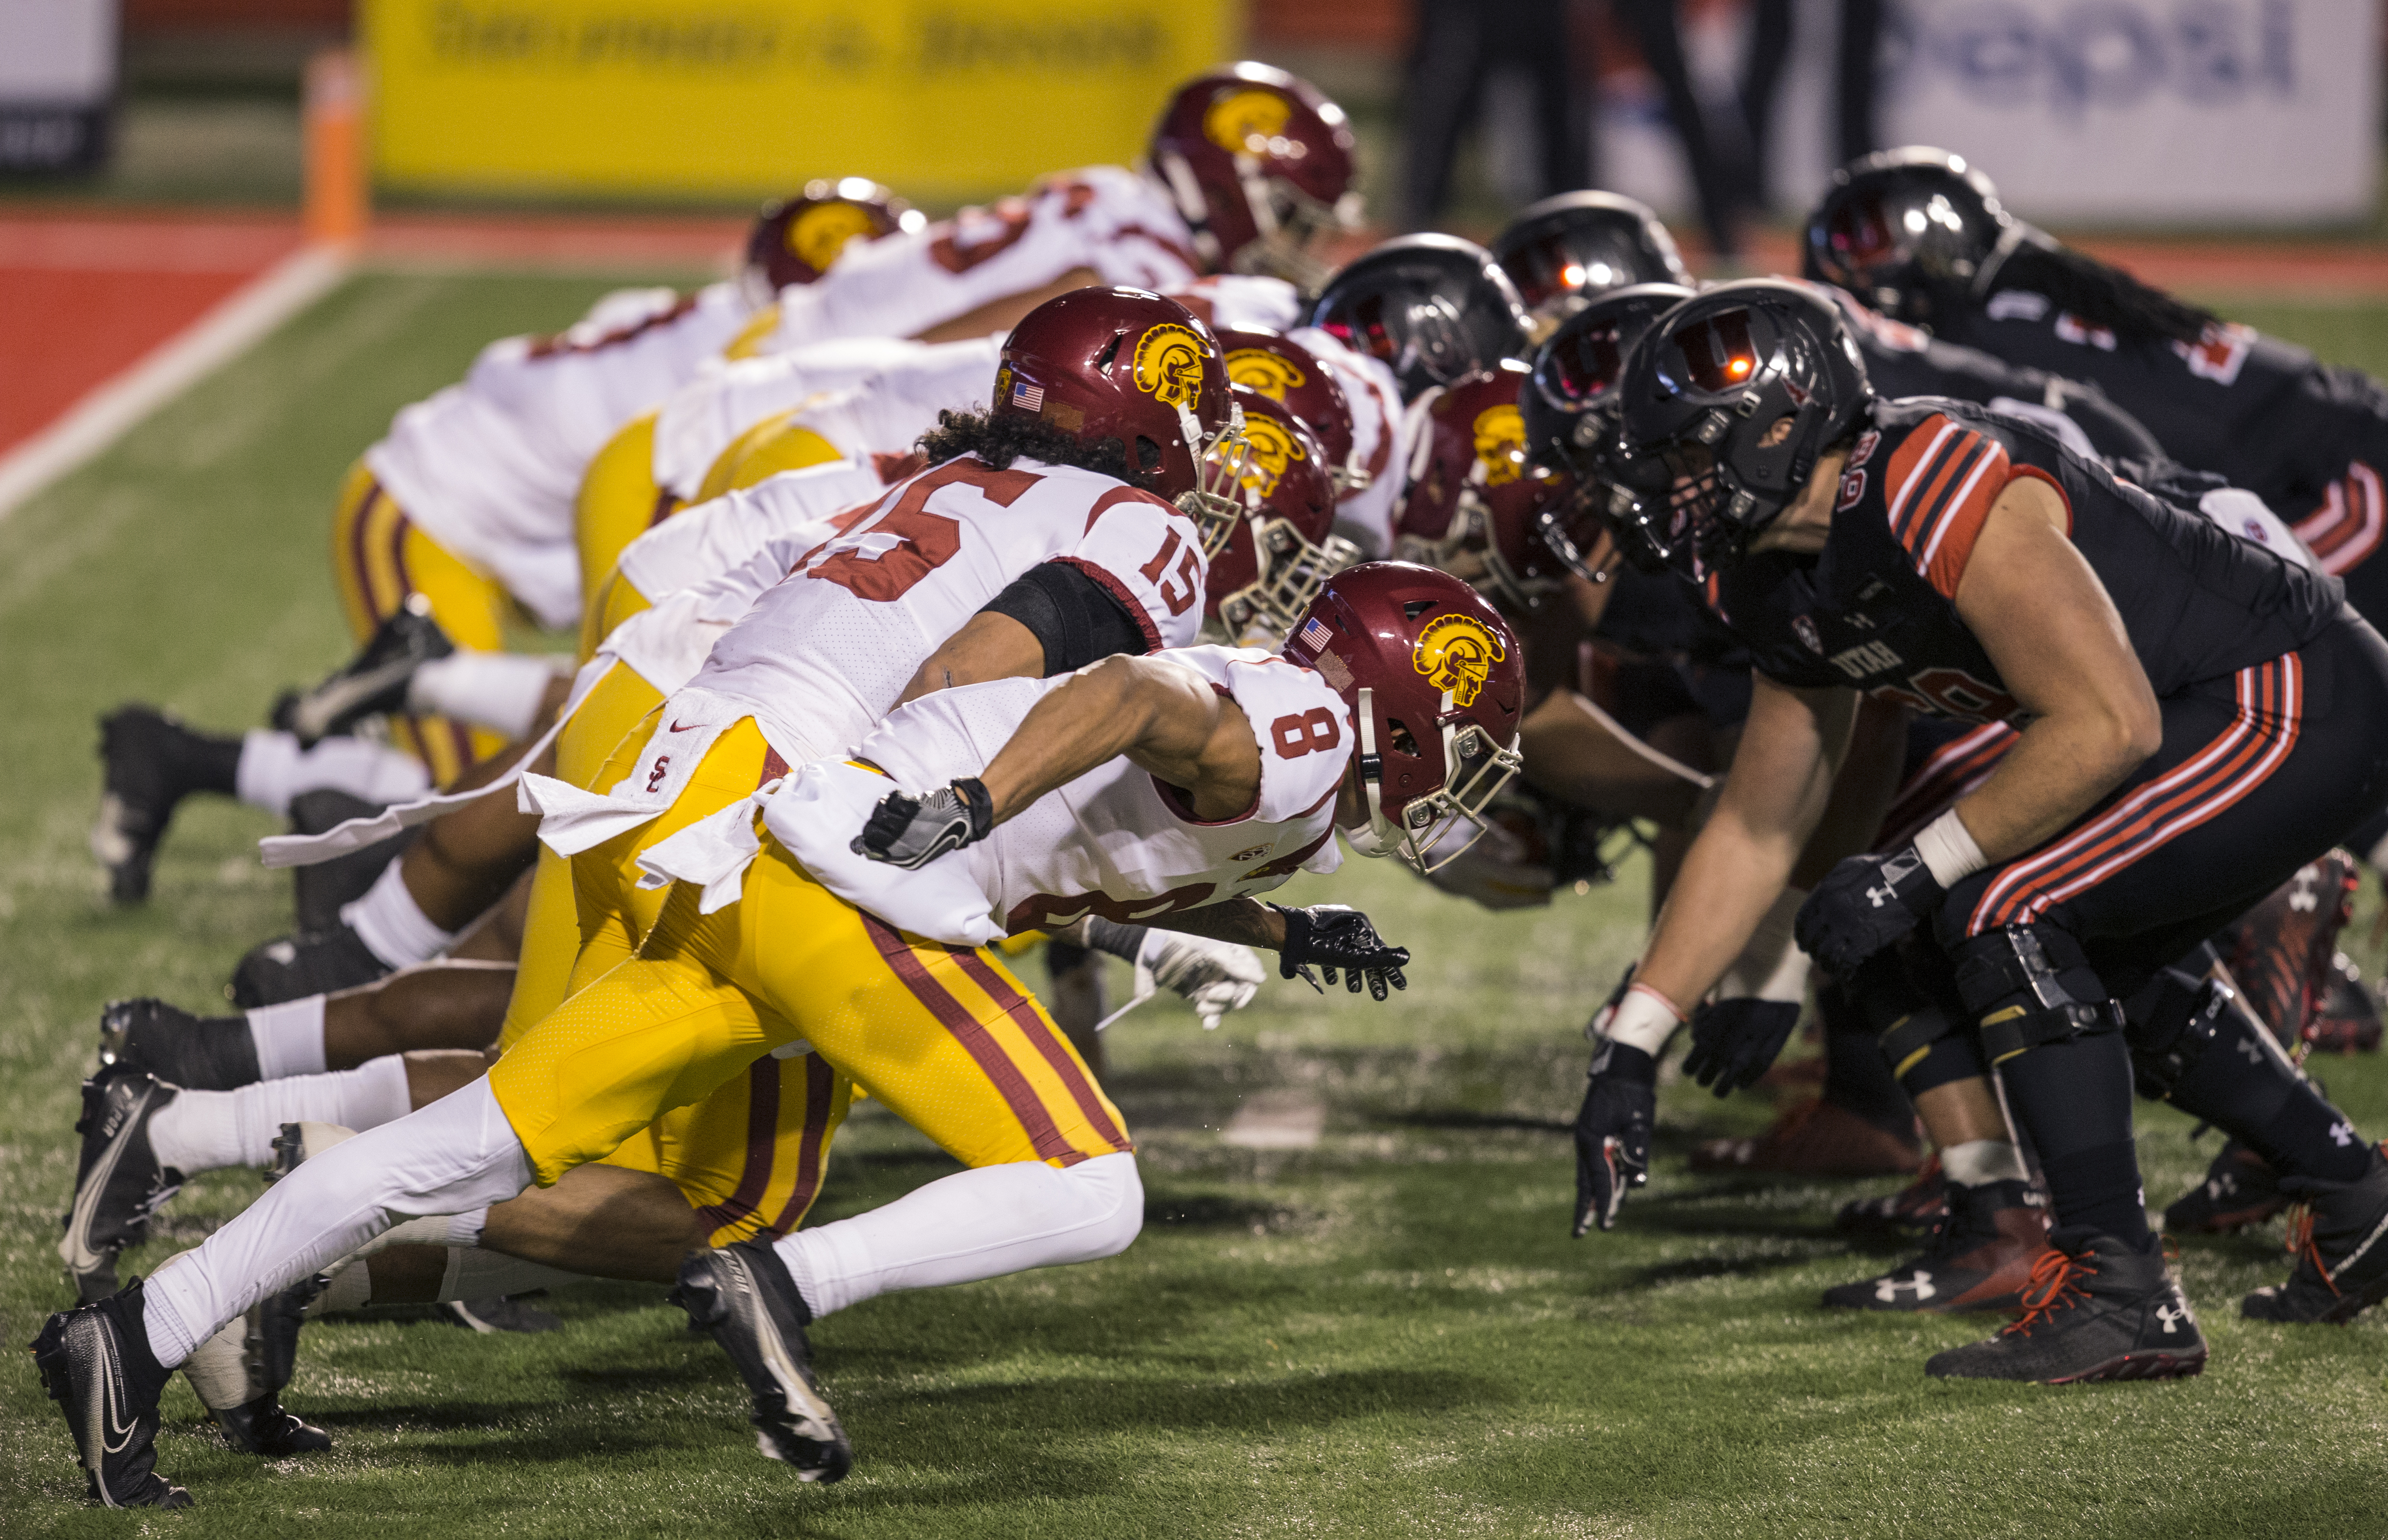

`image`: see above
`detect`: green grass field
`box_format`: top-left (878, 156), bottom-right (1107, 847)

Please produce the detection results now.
top-left (4, 274), bottom-right (2387, 1538)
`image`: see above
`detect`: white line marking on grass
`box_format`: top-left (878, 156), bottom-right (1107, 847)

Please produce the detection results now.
top-left (0, 244), bottom-right (353, 522)
top-left (1222, 1090), bottom-right (1324, 1151)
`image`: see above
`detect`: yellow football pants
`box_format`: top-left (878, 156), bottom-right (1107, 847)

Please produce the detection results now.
top-left (329, 460), bottom-right (513, 786)
top-left (488, 717), bottom-right (1131, 1196)
top-left (573, 410), bottom-right (681, 641)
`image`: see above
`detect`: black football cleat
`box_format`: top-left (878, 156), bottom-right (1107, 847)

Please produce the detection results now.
top-left (288, 788), bottom-right (413, 934)
top-left (442, 1296), bottom-right (563, 1335)
top-left (60, 1066), bottom-right (185, 1302)
top-left (231, 924), bottom-right (390, 1009)
top-left (277, 593), bottom-right (453, 747)
top-left (29, 1278), bottom-right (191, 1508)
top-left (1926, 1228), bottom-right (2207, 1384)
top-left (672, 1241), bottom-right (852, 1482)
top-left (2304, 954), bottom-right (2383, 1055)
top-left (99, 997), bottom-right (261, 1092)
top-left (1824, 1178), bottom-right (2051, 1313)
top-left (2162, 1138), bottom-right (2286, 1235)
top-left (213, 1393), bottom-right (332, 1457)
top-left (1836, 1157), bottom-right (1951, 1242)
top-left (2242, 1142), bottom-right (2388, 1324)
top-left (90, 706), bottom-right (240, 905)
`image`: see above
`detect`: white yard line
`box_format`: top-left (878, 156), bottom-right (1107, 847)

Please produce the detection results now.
top-left (1222, 1089), bottom-right (1325, 1151)
top-left (0, 243), bottom-right (353, 522)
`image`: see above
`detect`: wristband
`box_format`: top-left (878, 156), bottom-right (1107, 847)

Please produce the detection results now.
top-left (1913, 808), bottom-right (1988, 889)
top-left (1606, 983), bottom-right (1685, 1055)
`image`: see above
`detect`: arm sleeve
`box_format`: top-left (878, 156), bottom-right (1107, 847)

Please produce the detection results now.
top-left (980, 560), bottom-right (1153, 676)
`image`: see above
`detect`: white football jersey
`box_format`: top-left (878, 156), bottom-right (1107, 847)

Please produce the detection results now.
top-left (1288, 325), bottom-right (1409, 557)
top-left (648, 335), bottom-right (990, 501)
top-left (364, 281), bottom-right (758, 628)
top-left (613, 459), bottom-right (885, 611)
top-left (754, 167), bottom-right (1202, 355)
top-left (682, 454), bottom-right (1210, 766)
top-left (846, 646), bottom-right (1349, 935)
top-left (1165, 274), bottom-right (1305, 334)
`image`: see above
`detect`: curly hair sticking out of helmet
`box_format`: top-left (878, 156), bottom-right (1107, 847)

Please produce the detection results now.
top-left (914, 408), bottom-right (1159, 490)
top-left (1983, 241), bottom-right (2217, 350)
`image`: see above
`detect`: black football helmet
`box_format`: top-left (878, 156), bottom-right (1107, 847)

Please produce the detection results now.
top-left (1521, 283), bottom-right (1694, 579)
top-left (1605, 280), bottom-right (1872, 580)
top-left (1803, 148), bottom-right (2024, 328)
top-left (1492, 192), bottom-right (1691, 329)
top-left (1308, 235), bottom-right (1533, 402)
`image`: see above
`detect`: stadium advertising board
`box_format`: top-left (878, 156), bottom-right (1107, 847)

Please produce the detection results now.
top-left (1878, 0), bottom-right (2378, 221)
top-left (364, 0), bottom-right (1233, 202)
top-left (0, 0), bottom-right (116, 172)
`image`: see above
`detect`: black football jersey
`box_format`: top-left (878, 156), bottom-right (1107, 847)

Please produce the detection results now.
top-left (1929, 291), bottom-right (2388, 577)
top-left (1825, 287), bottom-right (2163, 467)
top-left (1706, 398), bottom-right (2344, 723)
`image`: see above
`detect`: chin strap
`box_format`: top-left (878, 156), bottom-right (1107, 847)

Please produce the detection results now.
top-left (1353, 685), bottom-right (1398, 856)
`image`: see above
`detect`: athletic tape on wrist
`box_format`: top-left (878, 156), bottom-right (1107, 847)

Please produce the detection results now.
top-left (1913, 808), bottom-right (1987, 890)
top-left (1607, 984), bottom-right (1685, 1055)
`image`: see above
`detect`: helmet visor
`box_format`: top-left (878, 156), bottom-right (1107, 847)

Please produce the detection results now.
top-left (1821, 193), bottom-right (1901, 285)
top-left (1534, 321), bottom-right (1628, 412)
top-left (1661, 309), bottom-right (1763, 396)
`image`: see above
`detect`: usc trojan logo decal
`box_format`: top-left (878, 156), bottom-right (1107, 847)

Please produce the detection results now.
top-left (1412, 612), bottom-right (1506, 708)
top-left (788, 201), bottom-right (878, 276)
top-left (1133, 324), bottom-right (1207, 407)
top-left (1471, 404), bottom-right (1527, 487)
top-left (1226, 347), bottom-right (1306, 402)
top-left (1236, 414), bottom-right (1307, 500)
top-left (1203, 89), bottom-right (1291, 156)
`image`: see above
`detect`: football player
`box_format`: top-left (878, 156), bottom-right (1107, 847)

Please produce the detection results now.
top-left (1567, 282), bottom-right (2388, 1385)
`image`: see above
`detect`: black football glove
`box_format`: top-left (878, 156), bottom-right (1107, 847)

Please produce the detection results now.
top-left (1681, 998), bottom-right (1804, 1098)
top-left (1572, 1041), bottom-right (1656, 1236)
top-left (852, 777), bottom-right (995, 869)
top-left (1793, 846), bottom-right (1944, 977)
top-left (1269, 903), bottom-right (1409, 1000)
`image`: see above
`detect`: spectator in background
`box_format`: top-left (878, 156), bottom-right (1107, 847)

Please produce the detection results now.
top-left (1741, 0), bottom-right (1884, 208)
top-left (1400, 0), bottom-right (1591, 232)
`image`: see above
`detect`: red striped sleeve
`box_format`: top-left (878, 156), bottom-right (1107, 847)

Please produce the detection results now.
top-left (1883, 414), bottom-right (2011, 600)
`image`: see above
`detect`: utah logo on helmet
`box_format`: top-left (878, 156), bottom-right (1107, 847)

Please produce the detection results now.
top-left (1134, 324), bottom-right (1208, 407)
top-left (1472, 404), bottom-right (1527, 488)
top-left (1411, 611), bottom-right (1506, 707)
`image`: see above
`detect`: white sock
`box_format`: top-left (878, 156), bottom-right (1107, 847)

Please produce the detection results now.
top-left (248, 995), bottom-right (328, 1080)
top-left (437, 1248), bottom-right (586, 1302)
top-left (771, 1151), bottom-right (1141, 1319)
top-left (407, 652), bottom-right (565, 741)
top-left (234, 729), bottom-right (432, 818)
top-left (149, 1057), bottom-right (414, 1175)
top-left (341, 859), bottom-right (456, 969)
top-left (1943, 1138), bottom-right (2030, 1187)
top-left (139, 1077), bottom-right (534, 1368)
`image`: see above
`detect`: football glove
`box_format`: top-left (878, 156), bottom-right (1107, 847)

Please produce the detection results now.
top-left (1681, 998), bottom-right (1804, 1098)
top-left (1572, 1041), bottom-right (1656, 1236)
top-left (1269, 903), bottom-right (1409, 1000)
top-left (1140, 931), bottom-right (1266, 1029)
top-left (852, 778), bottom-right (994, 869)
top-left (1794, 846), bottom-right (1944, 977)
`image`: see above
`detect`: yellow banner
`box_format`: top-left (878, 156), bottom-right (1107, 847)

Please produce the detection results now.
top-left (364, 0), bottom-right (1235, 202)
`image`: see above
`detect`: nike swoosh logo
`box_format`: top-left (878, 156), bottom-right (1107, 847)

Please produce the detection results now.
top-left (101, 1335), bottom-right (137, 1454)
top-left (291, 655), bottom-right (423, 740)
top-left (60, 1081), bottom-right (150, 1275)
top-left (668, 720), bottom-right (701, 733)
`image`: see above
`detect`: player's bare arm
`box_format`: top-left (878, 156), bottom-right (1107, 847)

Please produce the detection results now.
top-left (894, 611), bottom-right (1048, 705)
top-left (1943, 479), bottom-right (2163, 859)
top-left (976, 653), bottom-right (1263, 823)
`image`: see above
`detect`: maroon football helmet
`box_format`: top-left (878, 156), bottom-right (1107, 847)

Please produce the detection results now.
top-left (1394, 363), bottom-right (1574, 613)
top-left (1206, 389), bottom-right (1358, 637)
top-left (1216, 325), bottom-right (1365, 496)
top-left (744, 179), bottom-right (921, 301)
top-left (993, 286), bottom-right (1249, 541)
top-left (1148, 63), bottom-right (1361, 292)
top-left (1282, 561), bottom-right (1525, 872)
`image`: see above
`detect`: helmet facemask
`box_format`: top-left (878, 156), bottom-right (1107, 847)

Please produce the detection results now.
top-left (1351, 687), bottom-right (1524, 873)
top-left (1228, 167), bottom-right (1364, 295)
top-left (1182, 398), bottom-right (1253, 557)
top-left (1216, 516), bottom-right (1360, 637)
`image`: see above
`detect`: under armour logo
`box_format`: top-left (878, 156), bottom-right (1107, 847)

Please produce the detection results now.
top-left (2237, 1036), bottom-right (2265, 1063)
top-left (2155, 1303), bottom-right (2187, 1334)
top-left (1875, 1270), bottom-right (1936, 1303)
top-left (2331, 1120), bottom-right (2356, 1147)
top-left (2290, 867), bottom-right (2321, 912)
top-left (1865, 883), bottom-right (1897, 909)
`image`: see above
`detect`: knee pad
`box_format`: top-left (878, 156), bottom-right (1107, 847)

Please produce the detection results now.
top-left (1877, 1005), bottom-right (1986, 1096)
top-left (2122, 967), bottom-right (2234, 1100)
top-left (1953, 925), bottom-right (2123, 1065)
